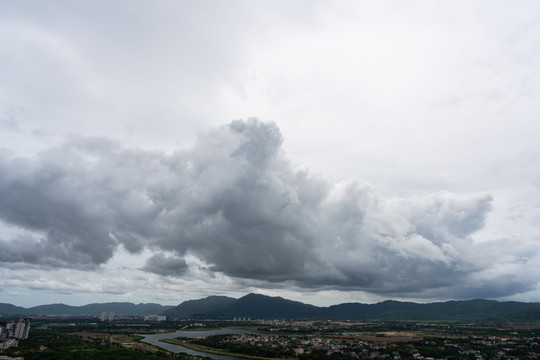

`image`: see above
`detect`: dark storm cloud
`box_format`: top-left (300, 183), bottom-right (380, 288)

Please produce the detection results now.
top-left (143, 253), bottom-right (188, 277)
top-left (0, 119), bottom-right (535, 298)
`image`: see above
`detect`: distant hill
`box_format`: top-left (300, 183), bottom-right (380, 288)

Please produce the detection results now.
top-left (0, 303), bottom-right (28, 317)
top-left (3, 294), bottom-right (540, 322)
top-left (0, 302), bottom-right (173, 317)
top-left (210, 293), bottom-right (320, 319)
top-left (74, 302), bottom-right (172, 316)
top-left (163, 296), bottom-right (236, 317)
top-left (162, 294), bottom-right (540, 321)
top-left (317, 299), bottom-right (540, 321)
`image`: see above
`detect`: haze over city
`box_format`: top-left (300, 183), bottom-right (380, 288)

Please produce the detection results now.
top-left (1, 1), bottom-right (539, 308)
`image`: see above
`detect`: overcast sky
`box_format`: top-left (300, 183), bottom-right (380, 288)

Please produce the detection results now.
top-left (1, 0), bottom-right (540, 308)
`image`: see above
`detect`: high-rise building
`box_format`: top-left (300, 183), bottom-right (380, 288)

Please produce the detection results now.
top-left (13, 319), bottom-right (30, 340)
top-left (108, 311), bottom-right (114, 321)
top-left (100, 311), bottom-right (108, 321)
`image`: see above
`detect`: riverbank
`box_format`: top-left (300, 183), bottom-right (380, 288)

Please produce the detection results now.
top-left (161, 338), bottom-right (292, 360)
top-left (139, 328), bottom-right (258, 360)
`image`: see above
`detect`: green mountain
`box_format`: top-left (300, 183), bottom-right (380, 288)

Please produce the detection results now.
top-left (163, 295), bottom-right (237, 317)
top-left (318, 299), bottom-right (540, 320)
top-left (0, 302), bottom-right (173, 317)
top-left (3, 295), bottom-right (540, 321)
top-left (163, 294), bottom-right (540, 321)
top-left (76, 302), bottom-right (172, 316)
top-left (0, 303), bottom-right (28, 317)
top-left (209, 293), bottom-right (319, 319)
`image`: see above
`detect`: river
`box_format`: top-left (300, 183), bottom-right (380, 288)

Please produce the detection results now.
top-left (139, 329), bottom-right (257, 360)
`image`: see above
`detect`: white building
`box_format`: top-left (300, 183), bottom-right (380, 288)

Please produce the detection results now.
top-left (143, 315), bottom-right (166, 321)
top-left (13, 319), bottom-right (30, 340)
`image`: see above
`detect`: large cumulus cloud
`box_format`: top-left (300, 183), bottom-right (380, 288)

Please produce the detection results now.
top-left (0, 119), bottom-right (536, 298)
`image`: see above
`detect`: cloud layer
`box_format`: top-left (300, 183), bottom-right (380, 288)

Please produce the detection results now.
top-left (0, 119), bottom-right (536, 299)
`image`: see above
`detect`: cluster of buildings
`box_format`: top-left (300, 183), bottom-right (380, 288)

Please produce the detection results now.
top-left (143, 315), bottom-right (166, 321)
top-left (0, 319), bottom-right (30, 351)
top-left (96, 311), bottom-right (166, 322)
top-left (99, 311), bottom-right (114, 321)
top-left (0, 319), bottom-right (30, 341)
top-left (232, 317), bottom-right (251, 321)
top-left (198, 331), bottom-right (540, 360)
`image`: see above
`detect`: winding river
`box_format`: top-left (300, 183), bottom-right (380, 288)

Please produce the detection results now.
top-left (139, 329), bottom-right (257, 360)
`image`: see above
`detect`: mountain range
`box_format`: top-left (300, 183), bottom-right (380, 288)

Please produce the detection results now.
top-left (3, 294), bottom-right (540, 321)
top-left (0, 302), bottom-right (173, 317)
top-left (164, 293), bottom-right (540, 321)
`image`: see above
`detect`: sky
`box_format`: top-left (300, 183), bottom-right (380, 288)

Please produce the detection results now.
top-left (1, 0), bottom-right (540, 308)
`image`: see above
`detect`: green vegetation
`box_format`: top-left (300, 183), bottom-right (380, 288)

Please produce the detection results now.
top-left (192, 334), bottom-right (295, 359)
top-left (160, 322), bottom-right (540, 360)
top-left (0, 327), bottom-right (205, 360)
top-left (3, 319), bottom-right (540, 360)
top-left (163, 337), bottom-right (289, 360)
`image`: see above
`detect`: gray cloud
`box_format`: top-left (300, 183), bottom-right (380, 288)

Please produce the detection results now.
top-left (143, 253), bottom-right (188, 277)
top-left (0, 119), bottom-right (536, 298)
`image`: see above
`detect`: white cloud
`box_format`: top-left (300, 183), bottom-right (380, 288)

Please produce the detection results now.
top-left (1, 1), bottom-right (540, 306)
top-left (0, 119), bottom-right (537, 303)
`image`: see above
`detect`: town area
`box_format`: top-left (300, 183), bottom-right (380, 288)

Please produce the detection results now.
top-left (1, 316), bottom-right (539, 359)
top-left (174, 320), bottom-right (540, 360)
